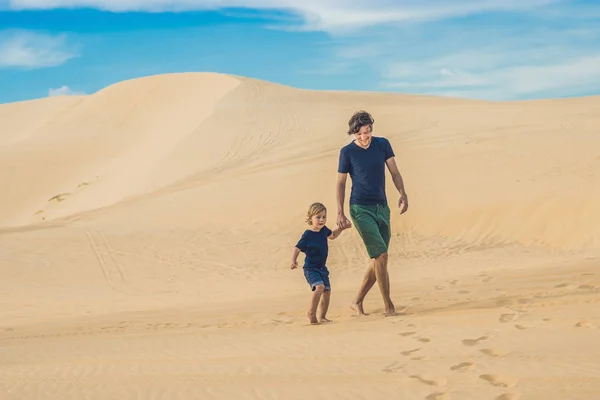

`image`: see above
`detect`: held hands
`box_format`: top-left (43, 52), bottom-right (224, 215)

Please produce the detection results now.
top-left (337, 214), bottom-right (352, 230)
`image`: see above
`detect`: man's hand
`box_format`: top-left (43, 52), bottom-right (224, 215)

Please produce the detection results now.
top-left (290, 260), bottom-right (298, 269)
top-left (398, 193), bottom-right (408, 214)
top-left (337, 213), bottom-right (352, 230)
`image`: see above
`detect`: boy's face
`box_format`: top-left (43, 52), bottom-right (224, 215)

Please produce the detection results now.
top-left (355, 125), bottom-right (372, 148)
top-left (311, 210), bottom-right (327, 228)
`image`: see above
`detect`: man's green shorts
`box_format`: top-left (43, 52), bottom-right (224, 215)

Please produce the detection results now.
top-left (349, 203), bottom-right (391, 259)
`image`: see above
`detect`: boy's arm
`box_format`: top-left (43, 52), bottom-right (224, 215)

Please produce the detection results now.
top-left (290, 246), bottom-right (301, 269)
top-left (328, 224), bottom-right (350, 240)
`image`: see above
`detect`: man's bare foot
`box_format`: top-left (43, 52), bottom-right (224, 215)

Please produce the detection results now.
top-left (319, 317), bottom-right (333, 323)
top-left (307, 312), bottom-right (319, 324)
top-left (349, 302), bottom-right (366, 315)
top-left (384, 306), bottom-right (396, 317)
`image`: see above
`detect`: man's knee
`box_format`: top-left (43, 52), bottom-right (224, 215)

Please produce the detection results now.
top-left (374, 252), bottom-right (388, 262)
top-left (314, 284), bottom-right (325, 293)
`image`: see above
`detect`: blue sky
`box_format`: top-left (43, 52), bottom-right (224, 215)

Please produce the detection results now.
top-left (1, 0), bottom-right (599, 104)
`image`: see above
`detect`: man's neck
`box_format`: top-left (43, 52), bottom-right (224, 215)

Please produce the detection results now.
top-left (353, 139), bottom-right (371, 149)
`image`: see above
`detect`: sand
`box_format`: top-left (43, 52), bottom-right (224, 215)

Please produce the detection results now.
top-left (1, 72), bottom-right (599, 399)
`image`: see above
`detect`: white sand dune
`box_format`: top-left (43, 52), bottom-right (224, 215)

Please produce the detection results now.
top-left (1, 72), bottom-right (599, 399)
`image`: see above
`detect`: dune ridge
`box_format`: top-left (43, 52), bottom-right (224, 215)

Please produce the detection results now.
top-left (1, 72), bottom-right (599, 399)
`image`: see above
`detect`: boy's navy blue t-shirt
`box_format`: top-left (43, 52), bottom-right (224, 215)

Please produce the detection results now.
top-left (337, 136), bottom-right (395, 206)
top-left (295, 226), bottom-right (333, 269)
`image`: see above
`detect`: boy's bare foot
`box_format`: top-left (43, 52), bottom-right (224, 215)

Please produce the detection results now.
top-left (349, 302), bottom-right (366, 315)
top-left (307, 311), bottom-right (319, 324)
top-left (319, 317), bottom-right (333, 323)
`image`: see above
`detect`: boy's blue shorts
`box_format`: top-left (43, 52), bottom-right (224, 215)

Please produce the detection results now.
top-left (303, 267), bottom-right (331, 291)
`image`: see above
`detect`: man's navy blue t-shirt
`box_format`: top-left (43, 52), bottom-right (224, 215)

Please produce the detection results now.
top-left (295, 226), bottom-right (333, 269)
top-left (337, 136), bottom-right (395, 205)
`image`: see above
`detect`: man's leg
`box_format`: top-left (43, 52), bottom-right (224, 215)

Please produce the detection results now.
top-left (349, 205), bottom-right (389, 315)
top-left (373, 252), bottom-right (394, 315)
top-left (350, 264), bottom-right (376, 315)
top-left (374, 204), bottom-right (394, 315)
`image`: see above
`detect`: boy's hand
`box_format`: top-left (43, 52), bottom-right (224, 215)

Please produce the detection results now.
top-left (290, 261), bottom-right (298, 269)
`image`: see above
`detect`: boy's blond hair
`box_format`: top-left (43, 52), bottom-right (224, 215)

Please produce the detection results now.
top-left (305, 202), bottom-right (327, 225)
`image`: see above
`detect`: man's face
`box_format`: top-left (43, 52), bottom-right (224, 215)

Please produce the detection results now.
top-left (355, 125), bottom-right (372, 148)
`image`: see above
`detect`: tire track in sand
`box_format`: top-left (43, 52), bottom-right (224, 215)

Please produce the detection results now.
top-left (84, 226), bottom-right (130, 294)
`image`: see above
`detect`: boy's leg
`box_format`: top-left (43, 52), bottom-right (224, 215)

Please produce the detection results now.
top-left (318, 269), bottom-right (332, 322)
top-left (319, 290), bottom-right (331, 322)
top-left (304, 268), bottom-right (325, 324)
top-left (308, 284), bottom-right (325, 324)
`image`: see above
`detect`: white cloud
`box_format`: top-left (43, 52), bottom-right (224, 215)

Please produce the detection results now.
top-left (314, 8), bottom-right (600, 100)
top-left (48, 85), bottom-right (85, 96)
top-left (0, 30), bottom-right (77, 68)
top-left (6, 0), bottom-right (563, 33)
top-left (381, 52), bottom-right (600, 100)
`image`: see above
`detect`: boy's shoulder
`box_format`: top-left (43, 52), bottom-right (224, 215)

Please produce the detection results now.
top-left (300, 227), bottom-right (332, 237)
top-left (322, 225), bottom-right (333, 236)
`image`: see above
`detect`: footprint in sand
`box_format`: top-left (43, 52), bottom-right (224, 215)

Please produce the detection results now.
top-left (462, 336), bottom-right (488, 346)
top-left (398, 331), bottom-right (416, 337)
top-left (514, 325), bottom-right (527, 330)
top-left (447, 280), bottom-right (458, 285)
top-left (458, 290), bottom-right (470, 294)
top-left (476, 274), bottom-right (494, 283)
top-left (499, 313), bottom-right (516, 323)
top-left (496, 394), bottom-right (520, 400)
top-left (574, 320), bottom-right (593, 328)
top-left (409, 374), bottom-right (447, 387)
top-left (382, 361), bottom-right (403, 373)
top-left (48, 192), bottom-right (70, 203)
top-left (578, 284), bottom-right (596, 290)
top-left (426, 392), bottom-right (448, 400)
top-left (435, 286), bottom-right (445, 290)
top-left (450, 362), bottom-right (473, 371)
top-left (401, 348), bottom-right (421, 356)
top-left (479, 374), bottom-right (517, 388)
top-left (479, 348), bottom-right (506, 357)
top-left (417, 337), bottom-right (431, 343)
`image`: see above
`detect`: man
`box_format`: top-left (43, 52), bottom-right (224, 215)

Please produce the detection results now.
top-left (336, 110), bottom-right (408, 316)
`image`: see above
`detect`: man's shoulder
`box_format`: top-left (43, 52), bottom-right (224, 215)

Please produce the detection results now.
top-left (340, 141), bottom-right (355, 152)
top-left (372, 136), bottom-right (390, 145)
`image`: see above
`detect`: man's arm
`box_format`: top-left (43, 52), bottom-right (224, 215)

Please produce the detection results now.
top-left (385, 157), bottom-right (408, 213)
top-left (336, 172), bottom-right (351, 227)
top-left (336, 172), bottom-right (348, 215)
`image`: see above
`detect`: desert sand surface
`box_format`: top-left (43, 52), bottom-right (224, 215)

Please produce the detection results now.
top-left (1, 72), bottom-right (599, 400)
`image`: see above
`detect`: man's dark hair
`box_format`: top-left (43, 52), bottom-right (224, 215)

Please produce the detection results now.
top-left (347, 110), bottom-right (374, 135)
